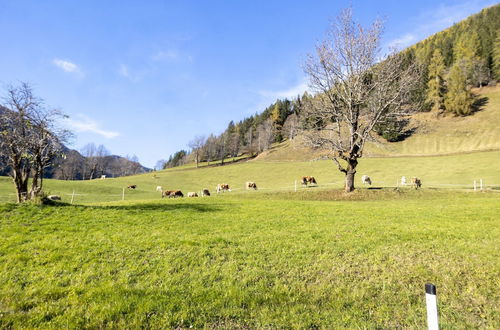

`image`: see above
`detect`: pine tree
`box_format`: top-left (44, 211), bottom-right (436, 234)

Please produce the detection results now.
top-left (445, 63), bottom-right (474, 116)
top-left (494, 30), bottom-right (500, 81)
top-left (454, 30), bottom-right (480, 62)
top-left (454, 31), bottom-right (481, 82)
top-left (426, 49), bottom-right (446, 111)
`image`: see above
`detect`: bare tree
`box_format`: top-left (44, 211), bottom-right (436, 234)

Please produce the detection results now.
top-left (303, 8), bottom-right (420, 192)
top-left (81, 143), bottom-right (98, 179)
top-left (203, 134), bottom-right (218, 166)
top-left (282, 112), bottom-right (300, 141)
top-left (127, 155), bottom-right (142, 174)
top-left (256, 118), bottom-right (273, 152)
top-left (95, 144), bottom-right (110, 177)
top-left (0, 83), bottom-right (69, 202)
top-left (188, 135), bottom-right (206, 168)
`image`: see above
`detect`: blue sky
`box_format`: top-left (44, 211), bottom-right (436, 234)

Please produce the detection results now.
top-left (0, 0), bottom-right (495, 167)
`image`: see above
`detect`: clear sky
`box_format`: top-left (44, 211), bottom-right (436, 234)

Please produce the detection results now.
top-left (0, 0), bottom-right (495, 167)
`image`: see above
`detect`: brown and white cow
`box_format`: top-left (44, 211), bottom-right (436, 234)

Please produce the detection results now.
top-left (161, 190), bottom-right (183, 198)
top-left (127, 185), bottom-right (137, 189)
top-left (411, 177), bottom-right (422, 189)
top-left (301, 176), bottom-right (317, 186)
top-left (169, 190), bottom-right (184, 198)
top-left (161, 190), bottom-right (175, 198)
top-left (246, 182), bottom-right (257, 190)
top-left (187, 192), bottom-right (198, 197)
top-left (216, 184), bottom-right (231, 193)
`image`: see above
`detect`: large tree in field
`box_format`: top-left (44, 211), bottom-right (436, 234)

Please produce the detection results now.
top-left (303, 8), bottom-right (420, 192)
top-left (0, 83), bottom-right (69, 202)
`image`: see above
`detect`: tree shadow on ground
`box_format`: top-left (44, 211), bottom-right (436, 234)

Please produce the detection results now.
top-left (471, 96), bottom-right (489, 114)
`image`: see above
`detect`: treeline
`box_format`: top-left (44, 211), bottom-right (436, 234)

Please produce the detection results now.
top-left (161, 4), bottom-right (500, 168)
top-left (159, 95), bottom-right (308, 169)
top-left (49, 143), bottom-right (148, 180)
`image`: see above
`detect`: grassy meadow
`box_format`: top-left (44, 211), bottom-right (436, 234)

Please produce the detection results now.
top-left (0, 191), bottom-right (499, 328)
top-left (1, 87), bottom-right (499, 327)
top-left (1, 150), bottom-right (499, 204)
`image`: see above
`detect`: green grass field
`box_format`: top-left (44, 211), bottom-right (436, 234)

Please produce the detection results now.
top-left (0, 191), bottom-right (499, 328)
top-left (1, 150), bottom-right (499, 204)
top-left (1, 86), bottom-right (499, 328)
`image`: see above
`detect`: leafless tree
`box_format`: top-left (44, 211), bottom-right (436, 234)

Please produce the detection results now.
top-left (228, 130), bottom-right (241, 161)
top-left (127, 154), bottom-right (142, 174)
top-left (95, 144), bottom-right (110, 177)
top-left (81, 143), bottom-right (98, 179)
top-left (0, 82), bottom-right (70, 202)
top-left (188, 135), bottom-right (206, 168)
top-left (256, 118), bottom-right (273, 152)
top-left (282, 112), bottom-right (300, 141)
top-left (302, 8), bottom-right (420, 192)
top-left (244, 126), bottom-right (257, 156)
top-left (202, 134), bottom-right (218, 166)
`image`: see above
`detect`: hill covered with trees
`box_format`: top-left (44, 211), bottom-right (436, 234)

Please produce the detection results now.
top-left (161, 4), bottom-right (500, 168)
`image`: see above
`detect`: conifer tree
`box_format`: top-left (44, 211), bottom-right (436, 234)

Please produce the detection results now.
top-left (445, 63), bottom-right (474, 116)
top-left (426, 49), bottom-right (446, 111)
top-left (494, 30), bottom-right (500, 81)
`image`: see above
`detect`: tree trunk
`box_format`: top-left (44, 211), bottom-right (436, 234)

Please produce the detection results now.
top-left (344, 158), bottom-right (358, 192)
top-left (13, 170), bottom-right (29, 203)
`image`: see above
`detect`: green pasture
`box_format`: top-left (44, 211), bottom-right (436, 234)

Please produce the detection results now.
top-left (0, 191), bottom-right (498, 328)
top-left (1, 150), bottom-right (499, 204)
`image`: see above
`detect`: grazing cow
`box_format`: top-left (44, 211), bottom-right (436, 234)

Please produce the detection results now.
top-left (401, 176), bottom-right (407, 186)
top-left (170, 190), bottom-right (184, 198)
top-left (301, 176), bottom-right (317, 186)
top-left (187, 192), bottom-right (198, 197)
top-left (127, 185), bottom-right (137, 190)
top-left (162, 190), bottom-right (183, 198)
top-left (411, 177), bottom-right (422, 189)
top-left (202, 188), bottom-right (211, 196)
top-left (156, 186), bottom-right (163, 192)
top-left (246, 182), bottom-right (257, 190)
top-left (47, 195), bottom-right (61, 201)
top-left (100, 175), bottom-right (106, 179)
top-left (161, 190), bottom-right (174, 198)
top-left (361, 175), bottom-right (372, 185)
top-left (216, 184), bottom-right (231, 193)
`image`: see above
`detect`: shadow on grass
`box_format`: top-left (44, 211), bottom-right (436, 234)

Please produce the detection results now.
top-left (472, 96), bottom-right (489, 113)
top-left (40, 201), bottom-right (223, 213)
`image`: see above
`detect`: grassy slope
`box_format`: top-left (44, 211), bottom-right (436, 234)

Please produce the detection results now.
top-left (259, 86), bottom-right (500, 161)
top-left (0, 192), bottom-right (499, 328)
top-left (1, 150), bottom-right (499, 204)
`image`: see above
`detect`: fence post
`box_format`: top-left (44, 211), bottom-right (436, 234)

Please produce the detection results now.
top-left (70, 190), bottom-right (75, 204)
top-left (425, 283), bottom-right (439, 330)
top-left (122, 188), bottom-right (125, 201)
top-left (473, 180), bottom-right (476, 191)
top-left (294, 180), bottom-right (297, 192)
top-left (480, 179), bottom-right (483, 191)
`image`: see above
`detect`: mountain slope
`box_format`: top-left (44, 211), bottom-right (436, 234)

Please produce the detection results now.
top-left (256, 86), bottom-right (500, 161)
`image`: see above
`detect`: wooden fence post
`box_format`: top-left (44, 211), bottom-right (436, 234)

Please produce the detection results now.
top-left (70, 190), bottom-right (75, 204)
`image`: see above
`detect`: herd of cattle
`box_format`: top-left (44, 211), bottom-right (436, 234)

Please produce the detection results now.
top-left (127, 175), bottom-right (422, 199)
top-left (42, 175), bottom-right (423, 202)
